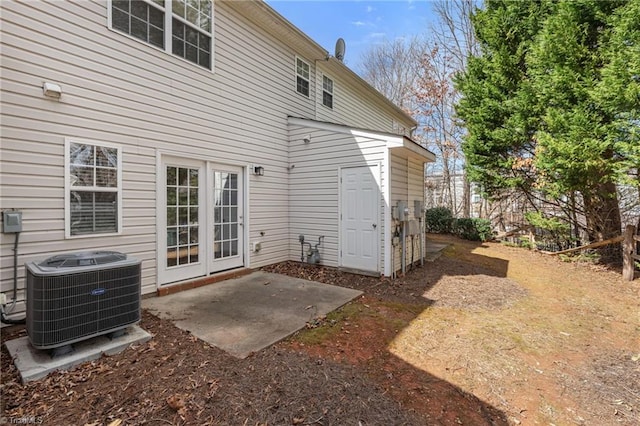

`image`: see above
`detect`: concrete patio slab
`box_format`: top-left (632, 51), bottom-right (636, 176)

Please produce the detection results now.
top-left (4, 325), bottom-right (151, 383)
top-left (143, 271), bottom-right (362, 358)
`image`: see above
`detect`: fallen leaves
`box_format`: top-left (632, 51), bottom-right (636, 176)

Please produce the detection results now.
top-left (305, 315), bottom-right (327, 329)
top-left (167, 393), bottom-right (188, 418)
top-left (5, 242), bottom-right (636, 426)
top-left (167, 393), bottom-right (186, 411)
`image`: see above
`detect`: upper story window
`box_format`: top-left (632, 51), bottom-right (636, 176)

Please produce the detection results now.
top-left (322, 75), bottom-right (334, 109)
top-left (111, 0), bottom-right (165, 48)
top-left (296, 57), bottom-right (310, 97)
top-left (110, 0), bottom-right (212, 70)
top-left (66, 139), bottom-right (122, 237)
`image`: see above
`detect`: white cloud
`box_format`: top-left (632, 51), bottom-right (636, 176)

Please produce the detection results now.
top-left (352, 20), bottom-right (367, 27)
top-left (369, 32), bottom-right (386, 39)
top-left (366, 5), bottom-right (374, 13)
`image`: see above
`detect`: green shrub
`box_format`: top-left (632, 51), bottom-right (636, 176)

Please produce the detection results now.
top-left (518, 236), bottom-right (534, 249)
top-left (473, 218), bottom-right (493, 241)
top-left (424, 207), bottom-right (493, 241)
top-left (425, 207), bottom-right (454, 233)
top-left (452, 218), bottom-right (493, 241)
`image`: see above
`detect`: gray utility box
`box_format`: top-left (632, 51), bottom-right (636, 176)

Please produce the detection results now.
top-left (3, 210), bottom-right (22, 233)
top-left (25, 251), bottom-right (141, 350)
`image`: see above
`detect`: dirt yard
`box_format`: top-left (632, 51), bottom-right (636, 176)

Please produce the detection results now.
top-left (2, 234), bottom-right (639, 425)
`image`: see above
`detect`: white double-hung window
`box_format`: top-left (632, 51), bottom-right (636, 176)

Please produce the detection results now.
top-left (296, 57), bottom-right (310, 97)
top-left (110, 0), bottom-right (213, 70)
top-left (322, 75), bottom-right (334, 109)
top-left (65, 139), bottom-right (122, 238)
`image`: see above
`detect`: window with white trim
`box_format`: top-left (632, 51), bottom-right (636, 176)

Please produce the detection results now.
top-left (110, 0), bottom-right (213, 70)
top-left (296, 57), bottom-right (310, 97)
top-left (322, 75), bottom-right (334, 109)
top-left (66, 140), bottom-right (122, 237)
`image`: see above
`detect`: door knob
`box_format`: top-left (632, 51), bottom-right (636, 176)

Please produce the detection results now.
top-left (372, 223), bottom-right (377, 229)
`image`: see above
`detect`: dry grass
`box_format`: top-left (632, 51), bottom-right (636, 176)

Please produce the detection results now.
top-left (5, 234), bottom-right (635, 425)
top-left (386, 235), bottom-right (640, 425)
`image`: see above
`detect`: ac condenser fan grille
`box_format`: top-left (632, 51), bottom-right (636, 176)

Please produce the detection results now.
top-left (26, 252), bottom-right (141, 350)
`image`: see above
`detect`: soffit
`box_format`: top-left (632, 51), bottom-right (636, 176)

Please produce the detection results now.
top-left (224, 0), bottom-right (327, 60)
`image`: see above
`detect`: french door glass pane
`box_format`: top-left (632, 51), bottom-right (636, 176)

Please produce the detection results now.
top-left (213, 171), bottom-right (239, 260)
top-left (166, 166), bottom-right (199, 268)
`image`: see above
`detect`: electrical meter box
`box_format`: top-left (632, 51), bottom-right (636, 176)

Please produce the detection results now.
top-left (414, 200), bottom-right (425, 219)
top-left (408, 220), bottom-right (421, 236)
top-left (396, 201), bottom-right (409, 221)
top-left (3, 210), bottom-right (22, 233)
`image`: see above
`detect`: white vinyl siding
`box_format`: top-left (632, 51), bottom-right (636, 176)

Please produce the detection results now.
top-left (0, 137), bottom-right (157, 315)
top-left (389, 153), bottom-right (426, 274)
top-left (0, 1), bottom-right (294, 311)
top-left (0, 0), bottom-right (421, 319)
top-left (390, 153), bottom-right (408, 273)
top-left (408, 156), bottom-right (426, 270)
top-left (314, 64), bottom-right (413, 135)
top-left (288, 119), bottom-right (389, 273)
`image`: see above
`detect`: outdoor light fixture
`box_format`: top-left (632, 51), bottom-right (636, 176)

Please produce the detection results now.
top-left (253, 166), bottom-right (264, 176)
top-left (303, 134), bottom-right (311, 144)
top-left (43, 82), bottom-right (62, 98)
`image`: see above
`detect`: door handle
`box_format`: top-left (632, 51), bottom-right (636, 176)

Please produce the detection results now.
top-left (372, 223), bottom-right (377, 229)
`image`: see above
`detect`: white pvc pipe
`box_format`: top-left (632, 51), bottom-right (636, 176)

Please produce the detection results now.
top-left (420, 218), bottom-right (424, 267)
top-left (401, 221), bottom-right (406, 275)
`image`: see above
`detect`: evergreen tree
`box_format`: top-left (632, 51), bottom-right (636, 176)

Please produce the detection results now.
top-left (596, 0), bottom-right (640, 186)
top-left (456, 0), bottom-right (638, 248)
top-left (528, 0), bottom-right (623, 243)
top-left (455, 0), bottom-right (550, 195)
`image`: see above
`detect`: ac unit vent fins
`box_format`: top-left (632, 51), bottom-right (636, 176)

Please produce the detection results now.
top-left (26, 251), bottom-right (141, 350)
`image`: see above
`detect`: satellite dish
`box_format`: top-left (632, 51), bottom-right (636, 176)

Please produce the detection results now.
top-left (335, 38), bottom-right (346, 61)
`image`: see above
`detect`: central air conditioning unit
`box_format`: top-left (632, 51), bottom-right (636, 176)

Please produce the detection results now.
top-left (25, 251), bottom-right (141, 350)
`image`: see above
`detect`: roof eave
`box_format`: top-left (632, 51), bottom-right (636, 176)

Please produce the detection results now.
top-left (227, 1), bottom-right (417, 127)
top-left (288, 117), bottom-right (434, 162)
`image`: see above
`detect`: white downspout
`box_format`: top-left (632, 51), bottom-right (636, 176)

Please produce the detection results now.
top-left (420, 215), bottom-right (424, 267)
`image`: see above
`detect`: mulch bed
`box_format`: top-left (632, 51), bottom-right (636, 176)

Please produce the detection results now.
top-left (262, 256), bottom-right (526, 311)
top-left (2, 310), bottom-right (423, 425)
top-left (1, 242), bottom-right (520, 425)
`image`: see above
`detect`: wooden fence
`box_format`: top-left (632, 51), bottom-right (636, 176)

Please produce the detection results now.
top-left (622, 225), bottom-right (640, 281)
top-left (537, 225), bottom-right (638, 281)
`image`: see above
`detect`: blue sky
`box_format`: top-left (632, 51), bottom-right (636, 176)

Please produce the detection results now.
top-left (266, 1), bottom-right (438, 74)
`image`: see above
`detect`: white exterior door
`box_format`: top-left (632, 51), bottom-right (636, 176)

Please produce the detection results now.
top-left (209, 165), bottom-right (244, 272)
top-left (159, 157), bottom-right (206, 284)
top-left (159, 158), bottom-right (245, 286)
top-left (340, 165), bottom-right (380, 272)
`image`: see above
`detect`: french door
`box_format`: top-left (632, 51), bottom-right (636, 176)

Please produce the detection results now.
top-left (209, 165), bottom-right (244, 272)
top-left (159, 157), bottom-right (244, 285)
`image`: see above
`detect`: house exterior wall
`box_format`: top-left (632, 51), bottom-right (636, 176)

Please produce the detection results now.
top-left (313, 65), bottom-right (409, 133)
top-left (0, 0), bottom-right (418, 317)
top-left (389, 152), bottom-right (426, 274)
top-left (287, 120), bottom-right (388, 273)
top-left (407, 156), bottom-right (426, 270)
